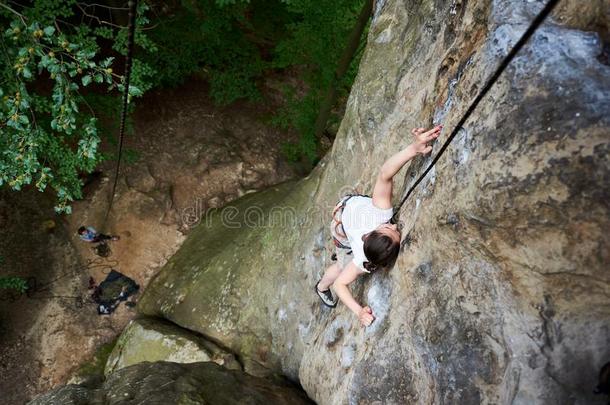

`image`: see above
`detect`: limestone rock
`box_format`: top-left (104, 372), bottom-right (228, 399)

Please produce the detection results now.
top-left (104, 317), bottom-right (240, 375)
top-left (29, 361), bottom-right (313, 405)
top-left (132, 0), bottom-right (608, 404)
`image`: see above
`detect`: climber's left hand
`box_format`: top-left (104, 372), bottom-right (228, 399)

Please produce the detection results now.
top-left (358, 306), bottom-right (375, 327)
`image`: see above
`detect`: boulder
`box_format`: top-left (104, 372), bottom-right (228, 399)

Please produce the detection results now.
top-left (104, 317), bottom-right (241, 375)
top-left (29, 361), bottom-right (313, 405)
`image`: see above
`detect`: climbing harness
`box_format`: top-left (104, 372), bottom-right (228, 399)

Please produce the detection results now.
top-left (100, 0), bottom-right (138, 232)
top-left (391, 0), bottom-right (560, 223)
top-left (331, 193), bottom-right (369, 249)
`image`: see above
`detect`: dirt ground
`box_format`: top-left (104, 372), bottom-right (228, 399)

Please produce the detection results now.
top-left (0, 76), bottom-right (297, 404)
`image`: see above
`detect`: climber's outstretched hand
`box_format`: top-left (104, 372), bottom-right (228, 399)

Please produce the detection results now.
top-left (373, 124), bottom-right (443, 209)
top-left (358, 306), bottom-right (375, 327)
top-left (412, 125), bottom-right (442, 155)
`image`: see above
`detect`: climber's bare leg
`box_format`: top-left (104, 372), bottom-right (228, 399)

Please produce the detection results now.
top-left (318, 263), bottom-right (342, 291)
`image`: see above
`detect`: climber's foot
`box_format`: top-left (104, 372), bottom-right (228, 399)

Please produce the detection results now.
top-left (315, 281), bottom-right (337, 308)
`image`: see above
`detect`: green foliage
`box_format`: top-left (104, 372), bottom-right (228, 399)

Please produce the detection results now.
top-left (272, 0), bottom-right (367, 163)
top-left (82, 93), bottom-right (139, 165)
top-left (0, 276), bottom-right (28, 294)
top-left (273, 90), bottom-right (320, 163)
top-left (94, 1), bottom-right (156, 97)
top-left (139, 0), bottom-right (367, 162)
top-left (130, 6), bottom-right (204, 89)
top-left (0, 1), bottom-right (150, 213)
top-left (1, 0), bottom-right (368, 210)
top-left (138, 0), bottom-right (267, 105)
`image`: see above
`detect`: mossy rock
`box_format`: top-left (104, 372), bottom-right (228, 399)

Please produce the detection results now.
top-left (30, 361), bottom-right (313, 405)
top-left (105, 317), bottom-right (240, 375)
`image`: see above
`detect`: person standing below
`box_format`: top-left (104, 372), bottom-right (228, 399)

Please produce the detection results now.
top-left (315, 125), bottom-right (442, 326)
top-left (77, 226), bottom-right (120, 243)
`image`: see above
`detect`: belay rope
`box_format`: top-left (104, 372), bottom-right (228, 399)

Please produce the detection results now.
top-left (101, 0), bottom-right (138, 232)
top-left (391, 0), bottom-right (560, 223)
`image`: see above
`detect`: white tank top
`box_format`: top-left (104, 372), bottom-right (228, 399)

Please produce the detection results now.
top-left (341, 196), bottom-right (393, 272)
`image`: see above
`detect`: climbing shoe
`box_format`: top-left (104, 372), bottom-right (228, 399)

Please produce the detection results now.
top-left (315, 281), bottom-right (337, 308)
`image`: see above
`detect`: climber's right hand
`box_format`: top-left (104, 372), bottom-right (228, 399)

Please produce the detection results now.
top-left (412, 125), bottom-right (442, 155)
top-left (358, 306), bottom-right (375, 327)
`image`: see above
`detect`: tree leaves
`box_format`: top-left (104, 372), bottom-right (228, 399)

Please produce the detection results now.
top-left (0, 0), bottom-right (365, 210)
top-left (0, 2), bottom-right (150, 213)
top-left (43, 26), bottom-right (55, 36)
top-left (0, 277), bottom-right (28, 294)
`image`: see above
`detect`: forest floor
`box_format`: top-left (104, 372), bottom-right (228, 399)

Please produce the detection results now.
top-left (0, 75), bottom-right (298, 404)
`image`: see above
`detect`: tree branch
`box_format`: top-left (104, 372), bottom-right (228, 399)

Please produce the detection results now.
top-left (0, 2), bottom-right (27, 25)
top-left (77, 2), bottom-right (130, 11)
top-left (76, 3), bottom-right (126, 29)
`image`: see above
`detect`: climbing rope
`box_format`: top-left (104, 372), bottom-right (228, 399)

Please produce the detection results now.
top-left (392, 0), bottom-right (560, 222)
top-left (101, 0), bottom-right (138, 231)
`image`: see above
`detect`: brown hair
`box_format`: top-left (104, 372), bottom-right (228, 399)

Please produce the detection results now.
top-left (363, 230), bottom-right (400, 272)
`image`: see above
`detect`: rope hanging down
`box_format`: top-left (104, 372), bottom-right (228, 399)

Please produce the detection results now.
top-left (392, 0), bottom-right (560, 222)
top-left (102, 0), bottom-right (138, 231)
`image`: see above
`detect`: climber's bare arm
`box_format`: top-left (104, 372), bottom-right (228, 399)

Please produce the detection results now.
top-left (333, 261), bottom-right (375, 326)
top-left (372, 125), bottom-right (442, 209)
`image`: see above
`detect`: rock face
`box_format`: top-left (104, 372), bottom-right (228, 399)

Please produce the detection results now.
top-left (104, 317), bottom-right (241, 375)
top-left (29, 361), bottom-right (313, 405)
top-left (104, 0), bottom-right (609, 404)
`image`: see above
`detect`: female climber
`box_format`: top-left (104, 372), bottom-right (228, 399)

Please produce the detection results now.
top-left (315, 125), bottom-right (442, 326)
